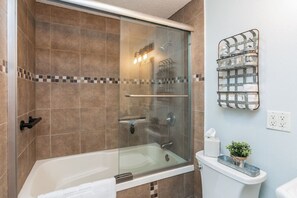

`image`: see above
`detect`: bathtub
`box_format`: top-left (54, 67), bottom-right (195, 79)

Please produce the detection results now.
top-left (19, 143), bottom-right (194, 198)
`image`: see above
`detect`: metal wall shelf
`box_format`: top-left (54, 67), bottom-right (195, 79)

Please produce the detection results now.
top-left (217, 91), bottom-right (258, 94)
top-left (217, 64), bottom-right (257, 71)
top-left (217, 29), bottom-right (260, 110)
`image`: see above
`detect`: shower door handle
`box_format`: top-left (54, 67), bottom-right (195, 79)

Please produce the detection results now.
top-left (125, 94), bottom-right (188, 98)
top-left (130, 124), bottom-right (135, 134)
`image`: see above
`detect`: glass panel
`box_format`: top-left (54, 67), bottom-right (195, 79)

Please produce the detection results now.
top-left (119, 18), bottom-right (191, 177)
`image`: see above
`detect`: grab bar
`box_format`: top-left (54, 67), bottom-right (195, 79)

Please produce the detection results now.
top-left (161, 141), bottom-right (173, 149)
top-left (125, 94), bottom-right (188, 98)
top-left (20, 116), bottom-right (42, 131)
top-left (118, 116), bottom-right (146, 121)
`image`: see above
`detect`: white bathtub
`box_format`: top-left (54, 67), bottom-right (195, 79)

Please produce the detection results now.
top-left (19, 143), bottom-right (194, 198)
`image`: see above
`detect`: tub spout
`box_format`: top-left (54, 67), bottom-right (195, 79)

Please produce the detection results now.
top-left (161, 141), bottom-right (173, 149)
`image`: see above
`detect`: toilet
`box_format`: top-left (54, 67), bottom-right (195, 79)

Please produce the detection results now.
top-left (196, 151), bottom-right (267, 198)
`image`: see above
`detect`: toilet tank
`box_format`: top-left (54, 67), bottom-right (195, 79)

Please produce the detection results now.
top-left (196, 151), bottom-right (267, 198)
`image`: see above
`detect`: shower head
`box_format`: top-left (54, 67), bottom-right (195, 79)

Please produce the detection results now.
top-left (160, 41), bottom-right (172, 51)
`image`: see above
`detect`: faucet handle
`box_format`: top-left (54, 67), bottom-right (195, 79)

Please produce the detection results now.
top-left (161, 141), bottom-right (173, 149)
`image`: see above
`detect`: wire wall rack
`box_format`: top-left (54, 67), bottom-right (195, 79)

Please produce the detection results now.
top-left (216, 29), bottom-right (260, 110)
top-left (157, 58), bottom-right (176, 93)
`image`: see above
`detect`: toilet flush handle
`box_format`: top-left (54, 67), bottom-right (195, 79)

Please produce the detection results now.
top-left (196, 161), bottom-right (203, 170)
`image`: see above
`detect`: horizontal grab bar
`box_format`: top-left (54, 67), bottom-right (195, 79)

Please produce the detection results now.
top-left (125, 94), bottom-right (188, 98)
top-left (118, 116), bottom-right (146, 121)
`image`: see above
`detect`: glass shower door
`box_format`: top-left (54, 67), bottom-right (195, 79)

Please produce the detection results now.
top-left (118, 18), bottom-right (191, 178)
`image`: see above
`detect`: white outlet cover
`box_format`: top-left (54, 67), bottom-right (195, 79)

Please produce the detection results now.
top-left (267, 111), bottom-right (291, 132)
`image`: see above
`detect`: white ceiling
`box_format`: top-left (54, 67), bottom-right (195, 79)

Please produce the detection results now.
top-left (93, 0), bottom-right (191, 18)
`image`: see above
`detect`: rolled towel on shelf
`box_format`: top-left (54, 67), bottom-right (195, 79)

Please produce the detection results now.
top-left (38, 177), bottom-right (116, 198)
top-left (229, 103), bottom-right (236, 108)
top-left (218, 86), bottom-right (227, 92)
top-left (248, 95), bottom-right (258, 102)
top-left (228, 93), bottom-right (235, 101)
top-left (220, 93), bottom-right (226, 100)
top-left (220, 102), bottom-right (227, 108)
top-left (248, 104), bottom-right (259, 110)
top-left (243, 84), bottom-right (258, 92)
top-left (237, 94), bottom-right (245, 102)
top-left (238, 104), bottom-right (246, 109)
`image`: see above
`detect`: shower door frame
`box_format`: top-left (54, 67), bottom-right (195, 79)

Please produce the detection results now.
top-left (7, 0), bottom-right (18, 197)
top-left (118, 18), bottom-right (193, 179)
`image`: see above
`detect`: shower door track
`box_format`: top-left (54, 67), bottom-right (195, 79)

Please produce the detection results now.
top-left (37, 0), bottom-right (194, 32)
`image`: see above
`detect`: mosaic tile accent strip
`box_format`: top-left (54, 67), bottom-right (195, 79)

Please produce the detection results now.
top-left (0, 60), bottom-right (8, 73)
top-left (158, 76), bottom-right (188, 84)
top-left (150, 181), bottom-right (158, 198)
top-left (121, 78), bottom-right (153, 85)
top-left (18, 67), bottom-right (35, 81)
top-left (193, 74), bottom-right (205, 82)
top-left (17, 66), bottom-right (204, 84)
top-left (35, 74), bottom-right (120, 84)
top-left (35, 75), bottom-right (193, 84)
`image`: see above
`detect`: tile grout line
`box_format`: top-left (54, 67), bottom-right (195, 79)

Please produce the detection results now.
top-left (78, 11), bottom-right (82, 154)
top-left (49, 6), bottom-right (52, 158)
top-left (104, 17), bottom-right (107, 150)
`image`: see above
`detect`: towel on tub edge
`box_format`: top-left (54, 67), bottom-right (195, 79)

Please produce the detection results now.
top-left (38, 177), bottom-right (116, 198)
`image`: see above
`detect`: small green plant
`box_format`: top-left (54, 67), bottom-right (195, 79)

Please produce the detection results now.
top-left (226, 141), bottom-right (252, 157)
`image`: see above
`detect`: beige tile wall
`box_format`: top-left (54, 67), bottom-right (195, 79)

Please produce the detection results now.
top-left (35, 3), bottom-right (120, 159)
top-left (18, 2), bottom-right (203, 198)
top-left (17, 0), bottom-right (37, 192)
top-left (170, 0), bottom-right (205, 197)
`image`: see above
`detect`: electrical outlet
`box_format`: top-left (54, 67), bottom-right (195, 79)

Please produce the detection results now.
top-left (267, 111), bottom-right (291, 132)
top-left (278, 112), bottom-right (291, 131)
top-left (267, 111), bottom-right (278, 130)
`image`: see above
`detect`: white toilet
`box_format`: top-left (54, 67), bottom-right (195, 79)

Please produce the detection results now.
top-left (196, 151), bottom-right (267, 198)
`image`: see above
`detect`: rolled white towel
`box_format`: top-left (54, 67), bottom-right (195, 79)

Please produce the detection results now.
top-left (229, 103), bottom-right (236, 108)
top-left (248, 94), bottom-right (258, 102)
top-left (243, 84), bottom-right (258, 92)
top-left (248, 104), bottom-right (259, 110)
top-left (219, 102), bottom-right (227, 108)
top-left (220, 93), bottom-right (226, 100)
top-left (228, 94), bottom-right (235, 101)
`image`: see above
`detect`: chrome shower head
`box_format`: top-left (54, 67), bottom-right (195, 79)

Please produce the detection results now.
top-left (160, 41), bottom-right (172, 51)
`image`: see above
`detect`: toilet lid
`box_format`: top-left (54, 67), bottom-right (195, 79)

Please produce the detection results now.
top-left (196, 151), bottom-right (267, 185)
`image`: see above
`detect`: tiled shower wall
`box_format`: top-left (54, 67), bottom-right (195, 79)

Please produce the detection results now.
top-left (34, 3), bottom-right (120, 159)
top-left (0, 0), bottom-right (7, 196)
top-left (170, 0), bottom-right (205, 197)
top-left (12, 1), bottom-right (203, 196)
top-left (17, 0), bottom-right (36, 193)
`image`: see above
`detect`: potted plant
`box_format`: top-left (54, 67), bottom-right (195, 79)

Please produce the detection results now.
top-left (226, 141), bottom-right (252, 168)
